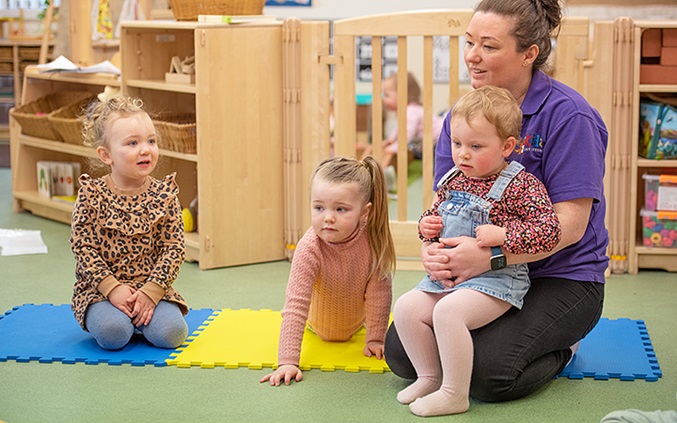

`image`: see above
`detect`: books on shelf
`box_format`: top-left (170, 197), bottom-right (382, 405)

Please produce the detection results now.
top-left (197, 14), bottom-right (277, 24)
top-left (52, 195), bottom-right (78, 204)
top-left (36, 56), bottom-right (121, 76)
top-left (37, 161), bottom-right (81, 200)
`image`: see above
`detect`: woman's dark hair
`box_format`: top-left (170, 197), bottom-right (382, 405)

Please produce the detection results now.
top-left (474, 0), bottom-right (563, 71)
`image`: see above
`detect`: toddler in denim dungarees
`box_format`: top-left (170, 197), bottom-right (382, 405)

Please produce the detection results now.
top-left (392, 86), bottom-right (561, 417)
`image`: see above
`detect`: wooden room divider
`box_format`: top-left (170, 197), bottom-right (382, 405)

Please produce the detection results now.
top-left (282, 11), bottom-right (594, 270)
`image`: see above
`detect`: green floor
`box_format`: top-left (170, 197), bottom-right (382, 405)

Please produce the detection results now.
top-left (1, 167), bottom-right (676, 423)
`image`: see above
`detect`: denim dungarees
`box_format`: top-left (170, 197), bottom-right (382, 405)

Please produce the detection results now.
top-left (415, 161), bottom-right (530, 309)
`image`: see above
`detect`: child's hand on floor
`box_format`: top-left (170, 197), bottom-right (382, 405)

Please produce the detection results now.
top-left (260, 364), bottom-right (304, 386)
top-left (364, 342), bottom-right (384, 359)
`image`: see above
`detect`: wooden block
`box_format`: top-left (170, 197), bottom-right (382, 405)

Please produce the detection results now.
top-left (660, 47), bottom-right (677, 66)
top-left (640, 64), bottom-right (677, 84)
top-left (165, 72), bottom-right (195, 84)
top-left (642, 28), bottom-right (662, 58)
top-left (663, 29), bottom-right (677, 47)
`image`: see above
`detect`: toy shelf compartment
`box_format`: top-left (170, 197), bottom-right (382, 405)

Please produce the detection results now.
top-left (121, 21), bottom-right (198, 94)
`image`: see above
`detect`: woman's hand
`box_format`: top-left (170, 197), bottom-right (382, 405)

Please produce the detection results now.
top-left (421, 241), bottom-right (452, 285)
top-left (260, 365), bottom-right (304, 386)
top-left (364, 342), bottom-right (384, 359)
top-left (128, 290), bottom-right (156, 327)
top-left (439, 236), bottom-right (492, 283)
top-left (422, 237), bottom-right (492, 285)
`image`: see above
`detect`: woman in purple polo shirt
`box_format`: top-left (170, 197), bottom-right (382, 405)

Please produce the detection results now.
top-left (385, 0), bottom-right (609, 402)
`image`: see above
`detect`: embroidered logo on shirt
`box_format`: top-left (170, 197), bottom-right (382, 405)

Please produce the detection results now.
top-left (517, 133), bottom-right (544, 155)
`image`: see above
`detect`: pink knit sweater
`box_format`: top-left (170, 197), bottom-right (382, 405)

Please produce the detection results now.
top-left (278, 224), bottom-right (392, 366)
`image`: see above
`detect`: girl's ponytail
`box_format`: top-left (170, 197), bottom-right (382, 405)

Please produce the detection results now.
top-left (361, 156), bottom-right (396, 280)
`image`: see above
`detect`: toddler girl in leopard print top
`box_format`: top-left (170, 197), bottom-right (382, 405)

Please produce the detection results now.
top-left (70, 94), bottom-right (188, 350)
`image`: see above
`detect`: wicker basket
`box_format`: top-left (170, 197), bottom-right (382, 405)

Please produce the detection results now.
top-left (19, 47), bottom-right (41, 60)
top-left (48, 95), bottom-right (97, 145)
top-left (153, 113), bottom-right (197, 154)
top-left (10, 91), bottom-right (94, 141)
top-left (169, 0), bottom-right (265, 21)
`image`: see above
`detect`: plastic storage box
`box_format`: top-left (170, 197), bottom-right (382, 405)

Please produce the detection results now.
top-left (643, 174), bottom-right (677, 211)
top-left (641, 209), bottom-right (677, 248)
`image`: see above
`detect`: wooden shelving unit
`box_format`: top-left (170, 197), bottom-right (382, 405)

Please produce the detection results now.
top-left (628, 20), bottom-right (677, 273)
top-left (9, 70), bottom-right (119, 223)
top-left (10, 21), bottom-right (287, 270)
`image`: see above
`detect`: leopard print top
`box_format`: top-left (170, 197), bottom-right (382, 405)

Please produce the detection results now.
top-left (70, 173), bottom-right (188, 330)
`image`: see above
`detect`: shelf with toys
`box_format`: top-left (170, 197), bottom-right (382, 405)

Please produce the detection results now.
top-left (629, 20), bottom-right (677, 273)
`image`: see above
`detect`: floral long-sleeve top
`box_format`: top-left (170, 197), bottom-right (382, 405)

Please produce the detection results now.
top-left (419, 168), bottom-right (561, 255)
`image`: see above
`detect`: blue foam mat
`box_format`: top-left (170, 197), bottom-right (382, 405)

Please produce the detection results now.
top-left (0, 304), bottom-right (214, 367)
top-left (558, 318), bottom-right (662, 381)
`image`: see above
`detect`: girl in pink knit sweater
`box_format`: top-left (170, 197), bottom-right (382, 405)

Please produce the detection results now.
top-left (260, 156), bottom-right (396, 386)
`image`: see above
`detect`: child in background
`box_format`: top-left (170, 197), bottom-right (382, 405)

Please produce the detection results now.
top-left (379, 72), bottom-right (444, 183)
top-left (260, 156), bottom-right (396, 386)
top-left (393, 86), bottom-right (561, 416)
top-left (70, 95), bottom-right (189, 350)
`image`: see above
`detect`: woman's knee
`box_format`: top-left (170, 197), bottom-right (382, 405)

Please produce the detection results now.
top-left (469, 356), bottom-right (521, 402)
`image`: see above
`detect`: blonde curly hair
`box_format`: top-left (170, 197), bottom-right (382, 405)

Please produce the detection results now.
top-left (81, 95), bottom-right (159, 173)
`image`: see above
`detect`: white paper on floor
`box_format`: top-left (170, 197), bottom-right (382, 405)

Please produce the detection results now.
top-left (0, 229), bottom-right (48, 256)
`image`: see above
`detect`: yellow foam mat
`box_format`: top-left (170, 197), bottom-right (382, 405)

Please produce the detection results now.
top-left (166, 309), bottom-right (390, 373)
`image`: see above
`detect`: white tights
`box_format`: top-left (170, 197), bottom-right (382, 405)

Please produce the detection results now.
top-left (392, 289), bottom-right (511, 417)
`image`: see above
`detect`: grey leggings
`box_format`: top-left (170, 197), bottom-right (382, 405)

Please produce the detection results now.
top-left (385, 277), bottom-right (604, 402)
top-left (85, 300), bottom-right (188, 350)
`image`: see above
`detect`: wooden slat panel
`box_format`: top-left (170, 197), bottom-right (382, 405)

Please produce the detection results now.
top-left (334, 10), bottom-right (473, 37)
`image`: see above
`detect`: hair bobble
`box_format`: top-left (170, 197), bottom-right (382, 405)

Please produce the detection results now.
top-left (97, 86), bottom-right (121, 103)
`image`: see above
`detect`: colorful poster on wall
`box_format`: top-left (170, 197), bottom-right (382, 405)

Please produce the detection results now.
top-left (265, 0), bottom-right (312, 6)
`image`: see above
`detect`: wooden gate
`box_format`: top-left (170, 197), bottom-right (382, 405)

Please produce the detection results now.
top-left (283, 12), bottom-right (591, 270)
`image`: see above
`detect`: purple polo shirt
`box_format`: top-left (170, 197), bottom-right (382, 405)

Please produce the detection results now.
top-left (434, 70), bottom-right (609, 283)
